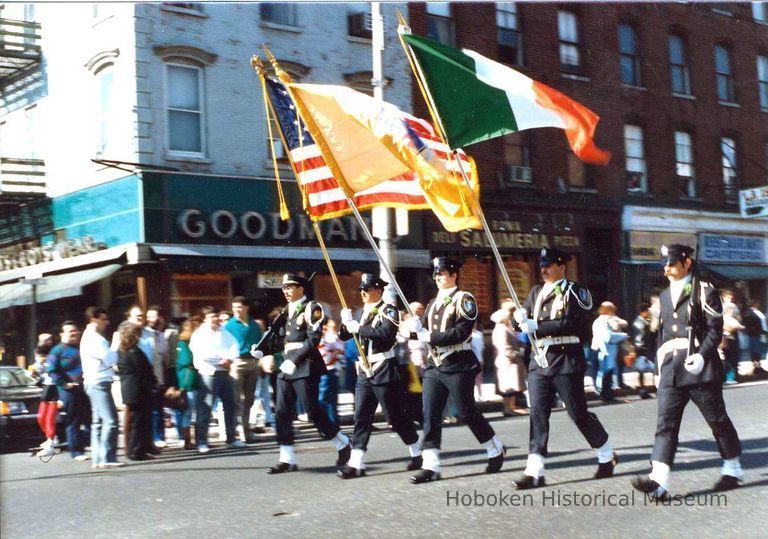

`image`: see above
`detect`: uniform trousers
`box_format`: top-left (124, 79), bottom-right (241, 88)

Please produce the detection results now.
top-left (421, 367), bottom-right (494, 450)
top-left (353, 377), bottom-right (419, 451)
top-left (276, 375), bottom-right (340, 445)
top-left (528, 372), bottom-right (609, 457)
top-left (651, 381), bottom-right (741, 466)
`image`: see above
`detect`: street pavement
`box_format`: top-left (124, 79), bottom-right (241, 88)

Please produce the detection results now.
top-left (2, 381), bottom-right (766, 538)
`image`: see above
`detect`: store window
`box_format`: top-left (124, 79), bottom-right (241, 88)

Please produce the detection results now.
top-left (558, 11), bottom-right (581, 74)
top-left (668, 34), bottom-right (691, 96)
top-left (426, 3), bottom-right (455, 46)
top-left (674, 131), bottom-right (696, 198)
top-left (618, 24), bottom-right (641, 86)
top-left (715, 45), bottom-right (736, 103)
top-left (624, 124), bottom-right (647, 193)
top-left (170, 274), bottom-right (231, 318)
top-left (497, 2), bottom-right (522, 66)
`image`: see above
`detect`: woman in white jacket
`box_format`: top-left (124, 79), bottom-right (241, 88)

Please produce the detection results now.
top-left (491, 300), bottom-right (527, 415)
top-left (591, 302), bottom-right (628, 402)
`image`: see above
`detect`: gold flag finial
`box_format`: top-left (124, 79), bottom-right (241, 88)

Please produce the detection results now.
top-left (251, 55), bottom-right (265, 76)
top-left (396, 9), bottom-right (410, 32)
top-left (262, 44), bottom-right (292, 83)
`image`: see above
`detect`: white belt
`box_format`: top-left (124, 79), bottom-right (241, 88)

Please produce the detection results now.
top-left (434, 342), bottom-right (472, 361)
top-left (537, 335), bottom-right (580, 347)
top-left (284, 343), bottom-right (303, 352)
top-left (367, 350), bottom-right (395, 364)
top-left (656, 337), bottom-right (689, 361)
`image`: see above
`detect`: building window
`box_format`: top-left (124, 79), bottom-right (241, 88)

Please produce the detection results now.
top-left (710, 3), bottom-right (732, 16)
top-left (347, 10), bottom-right (372, 39)
top-left (426, 3), bottom-right (455, 46)
top-left (720, 137), bottom-right (738, 202)
top-left (758, 55), bottom-right (768, 110)
top-left (167, 64), bottom-right (204, 155)
top-left (715, 45), bottom-right (736, 103)
top-left (754, 2), bottom-right (768, 23)
top-left (618, 24), bottom-right (641, 86)
top-left (558, 11), bottom-right (581, 74)
top-left (260, 3), bottom-right (297, 27)
top-left (668, 35), bottom-right (691, 95)
top-left (624, 124), bottom-right (647, 193)
top-left (499, 133), bottom-right (532, 186)
top-left (674, 131), bottom-right (695, 198)
top-left (497, 3), bottom-right (522, 66)
top-left (95, 65), bottom-right (115, 155)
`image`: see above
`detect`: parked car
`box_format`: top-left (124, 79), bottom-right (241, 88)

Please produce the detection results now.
top-left (0, 366), bottom-right (43, 451)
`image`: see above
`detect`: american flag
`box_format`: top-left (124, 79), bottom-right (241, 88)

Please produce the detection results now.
top-left (264, 77), bottom-right (471, 221)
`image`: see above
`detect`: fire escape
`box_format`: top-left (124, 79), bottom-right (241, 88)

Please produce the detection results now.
top-left (1, 17), bottom-right (46, 208)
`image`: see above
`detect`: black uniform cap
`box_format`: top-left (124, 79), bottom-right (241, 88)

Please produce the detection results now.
top-left (359, 273), bottom-right (388, 290)
top-left (432, 257), bottom-right (462, 276)
top-left (539, 247), bottom-right (571, 267)
top-left (282, 273), bottom-right (309, 288)
top-left (660, 244), bottom-right (695, 266)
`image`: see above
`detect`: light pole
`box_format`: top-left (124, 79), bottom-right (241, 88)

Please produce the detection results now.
top-left (20, 274), bottom-right (46, 365)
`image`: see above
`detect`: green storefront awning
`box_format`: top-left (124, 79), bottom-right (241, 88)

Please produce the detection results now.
top-left (702, 264), bottom-right (768, 281)
top-left (0, 264), bottom-right (122, 309)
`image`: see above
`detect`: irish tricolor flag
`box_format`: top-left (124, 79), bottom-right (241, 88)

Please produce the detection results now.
top-left (401, 32), bottom-right (611, 165)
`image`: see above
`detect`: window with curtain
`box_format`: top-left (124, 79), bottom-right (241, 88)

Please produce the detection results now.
top-left (619, 24), bottom-right (641, 86)
top-left (426, 3), bottom-right (455, 46)
top-left (624, 124), bottom-right (647, 193)
top-left (758, 55), bottom-right (768, 110)
top-left (674, 131), bottom-right (695, 198)
top-left (558, 11), bottom-right (581, 73)
top-left (499, 133), bottom-right (532, 184)
top-left (715, 45), bottom-right (735, 102)
top-left (497, 2), bottom-right (522, 66)
top-left (668, 35), bottom-right (691, 95)
top-left (720, 137), bottom-right (738, 201)
top-left (167, 64), bottom-right (203, 154)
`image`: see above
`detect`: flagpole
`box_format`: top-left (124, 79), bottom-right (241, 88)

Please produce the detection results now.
top-left (396, 18), bottom-right (546, 366)
top-left (252, 55), bottom-right (374, 376)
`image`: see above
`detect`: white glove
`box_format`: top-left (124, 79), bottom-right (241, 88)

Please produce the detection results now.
top-left (250, 345), bottom-right (264, 359)
top-left (406, 317), bottom-right (423, 333)
top-left (520, 319), bottom-right (539, 334)
top-left (684, 353), bottom-right (704, 375)
top-left (416, 328), bottom-right (431, 343)
top-left (513, 309), bottom-right (528, 324)
top-left (340, 308), bottom-right (353, 324)
top-left (345, 320), bottom-right (360, 334)
top-left (280, 360), bottom-right (297, 375)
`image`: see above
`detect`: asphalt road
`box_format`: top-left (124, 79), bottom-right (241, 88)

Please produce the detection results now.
top-left (2, 382), bottom-right (766, 538)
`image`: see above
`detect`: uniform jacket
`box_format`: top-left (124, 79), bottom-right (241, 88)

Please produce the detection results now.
top-left (262, 298), bottom-right (327, 380)
top-left (657, 279), bottom-right (723, 388)
top-left (118, 346), bottom-right (157, 406)
top-left (339, 300), bottom-right (400, 385)
top-left (521, 279), bottom-right (593, 376)
top-left (420, 288), bottom-right (479, 373)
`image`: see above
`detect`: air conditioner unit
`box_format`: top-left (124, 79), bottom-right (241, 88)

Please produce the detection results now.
top-left (348, 12), bottom-right (372, 39)
top-left (500, 165), bottom-right (532, 187)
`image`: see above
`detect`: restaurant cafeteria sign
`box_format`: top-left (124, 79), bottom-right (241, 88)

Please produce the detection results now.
top-left (700, 234), bottom-right (765, 264)
top-left (0, 236), bottom-right (108, 270)
top-left (739, 186), bottom-right (768, 218)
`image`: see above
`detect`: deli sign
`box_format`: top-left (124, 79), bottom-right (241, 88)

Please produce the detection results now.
top-left (0, 236), bottom-right (108, 270)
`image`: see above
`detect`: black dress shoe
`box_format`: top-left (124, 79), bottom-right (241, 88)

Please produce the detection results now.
top-left (410, 469), bottom-right (440, 484)
top-left (713, 475), bottom-right (742, 492)
top-left (337, 465), bottom-right (366, 479)
top-left (485, 446), bottom-right (507, 474)
top-left (512, 474), bottom-right (545, 490)
top-left (266, 462), bottom-right (298, 474)
top-left (630, 475), bottom-right (667, 499)
top-left (594, 453), bottom-right (618, 479)
top-left (406, 455), bottom-right (423, 471)
top-left (336, 444), bottom-right (351, 467)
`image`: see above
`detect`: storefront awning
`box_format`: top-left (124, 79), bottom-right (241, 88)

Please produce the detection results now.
top-left (0, 264), bottom-right (122, 309)
top-left (702, 264), bottom-right (768, 281)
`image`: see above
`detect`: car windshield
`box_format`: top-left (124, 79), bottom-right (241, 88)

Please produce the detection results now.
top-left (0, 368), bottom-right (37, 388)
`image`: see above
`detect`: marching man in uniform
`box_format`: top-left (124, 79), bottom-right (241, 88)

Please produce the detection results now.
top-left (251, 274), bottom-right (351, 474)
top-left (336, 273), bottom-right (422, 479)
top-left (406, 257), bottom-right (505, 484)
top-left (632, 245), bottom-right (743, 498)
top-left (512, 247), bottom-right (617, 489)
